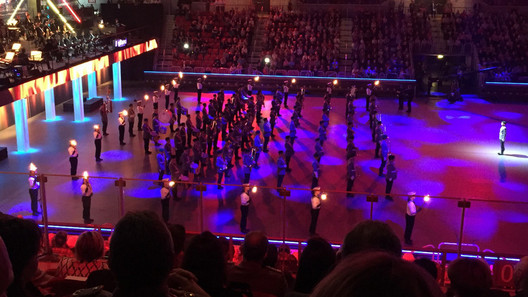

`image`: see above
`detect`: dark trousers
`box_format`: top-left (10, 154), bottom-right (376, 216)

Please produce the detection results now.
top-left (284, 93), bottom-right (289, 107)
top-left (187, 132), bottom-right (192, 148)
top-left (404, 214), bottom-right (415, 242)
top-left (29, 189), bottom-right (39, 213)
top-left (137, 114), bottom-right (143, 130)
top-left (347, 178), bottom-right (355, 195)
top-left (143, 137), bottom-right (150, 153)
top-left (407, 99), bottom-right (412, 112)
top-left (102, 120), bottom-right (108, 134)
top-left (82, 195), bottom-right (92, 220)
top-left (119, 125), bottom-right (125, 144)
top-left (311, 176), bottom-right (318, 189)
top-left (263, 136), bottom-right (269, 151)
top-left (379, 157), bottom-right (386, 176)
top-left (70, 157), bottom-right (78, 177)
top-left (399, 97), bottom-right (404, 110)
top-left (240, 205), bottom-right (249, 231)
top-left (197, 90), bottom-right (202, 103)
top-left (95, 139), bottom-right (102, 160)
top-left (375, 141), bottom-right (380, 158)
top-left (165, 95), bottom-right (170, 109)
top-left (217, 171), bottom-right (224, 188)
top-left (500, 140), bottom-right (505, 154)
top-left (277, 174), bottom-right (285, 188)
top-left (366, 95), bottom-right (371, 110)
top-left (174, 90), bottom-right (179, 101)
top-left (161, 198), bottom-right (169, 222)
top-left (154, 102), bottom-right (158, 110)
top-left (128, 120), bottom-right (134, 136)
top-left (309, 208), bottom-right (319, 234)
top-left (385, 179), bottom-right (394, 198)
top-left (244, 173), bottom-right (250, 184)
top-left (285, 156), bottom-right (292, 169)
top-left (158, 169), bottom-right (164, 181)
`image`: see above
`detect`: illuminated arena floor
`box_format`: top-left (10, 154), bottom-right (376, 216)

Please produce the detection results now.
top-left (1, 85), bottom-right (527, 254)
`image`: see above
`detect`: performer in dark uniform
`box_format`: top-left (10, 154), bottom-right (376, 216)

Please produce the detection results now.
top-left (196, 78), bottom-right (203, 104)
top-left (28, 163), bottom-right (40, 216)
top-left (240, 184), bottom-right (251, 234)
top-left (385, 154), bottom-right (397, 200)
top-left (99, 102), bottom-right (109, 136)
top-left (216, 152), bottom-right (227, 189)
top-left (137, 100), bottom-right (144, 131)
top-left (498, 121), bottom-right (507, 155)
top-left (285, 136), bottom-right (294, 172)
top-left (68, 140), bottom-right (79, 180)
top-left (404, 192), bottom-right (420, 245)
top-left (160, 179), bottom-right (172, 222)
top-left (277, 151), bottom-right (287, 188)
top-left (93, 125), bottom-right (103, 162)
top-left (346, 152), bottom-right (357, 198)
top-left (309, 187), bottom-right (322, 235)
top-left (127, 104), bottom-right (136, 137)
top-left (142, 119), bottom-right (153, 154)
top-left (80, 172), bottom-right (94, 223)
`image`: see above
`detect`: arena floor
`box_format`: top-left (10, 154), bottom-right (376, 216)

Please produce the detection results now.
top-left (1, 84), bottom-right (527, 254)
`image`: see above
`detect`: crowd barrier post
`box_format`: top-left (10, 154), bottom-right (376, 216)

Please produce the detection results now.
top-left (38, 174), bottom-right (51, 254)
top-left (366, 194), bottom-right (379, 220)
top-left (279, 188), bottom-right (291, 242)
top-left (457, 199), bottom-right (471, 257)
top-left (115, 178), bottom-right (126, 218)
top-left (196, 183), bottom-right (207, 233)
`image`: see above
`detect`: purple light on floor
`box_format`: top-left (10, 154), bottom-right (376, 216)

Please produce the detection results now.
top-left (7, 201), bottom-right (57, 219)
top-left (408, 157), bottom-right (446, 173)
top-left (439, 158), bottom-right (474, 167)
top-left (319, 155), bottom-right (344, 166)
top-left (402, 179), bottom-right (445, 196)
top-left (494, 111), bottom-right (523, 120)
top-left (100, 150), bottom-right (134, 162)
top-left (494, 181), bottom-right (528, 193)
top-left (210, 209), bottom-right (235, 226)
top-left (125, 172), bottom-right (162, 199)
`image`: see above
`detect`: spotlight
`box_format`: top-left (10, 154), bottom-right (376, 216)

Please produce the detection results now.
top-left (291, 78), bottom-right (296, 84)
top-left (332, 79), bottom-right (338, 85)
top-left (62, 0), bottom-right (82, 23)
top-left (144, 94), bottom-right (149, 100)
top-left (251, 186), bottom-right (257, 193)
top-left (374, 80), bottom-right (380, 86)
top-left (321, 193), bottom-right (327, 200)
top-left (254, 76), bottom-right (260, 82)
top-left (7, 0), bottom-right (25, 26)
top-left (437, 54), bottom-right (444, 59)
top-left (424, 194), bottom-right (430, 202)
top-left (264, 57), bottom-right (270, 64)
top-left (178, 72), bottom-right (183, 79)
top-left (83, 171), bottom-right (89, 179)
top-left (183, 43), bottom-right (189, 49)
top-left (29, 162), bottom-right (37, 171)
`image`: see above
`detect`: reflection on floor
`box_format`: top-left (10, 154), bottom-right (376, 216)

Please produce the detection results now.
top-left (1, 86), bottom-right (527, 254)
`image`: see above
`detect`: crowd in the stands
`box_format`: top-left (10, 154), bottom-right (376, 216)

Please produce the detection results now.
top-left (171, 10), bottom-right (257, 71)
top-left (1, 212), bottom-right (528, 297)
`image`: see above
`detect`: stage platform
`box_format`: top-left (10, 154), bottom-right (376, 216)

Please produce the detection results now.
top-left (0, 85), bottom-right (527, 255)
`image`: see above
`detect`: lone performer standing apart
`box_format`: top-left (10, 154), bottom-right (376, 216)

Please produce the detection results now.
top-left (498, 121), bottom-right (506, 155)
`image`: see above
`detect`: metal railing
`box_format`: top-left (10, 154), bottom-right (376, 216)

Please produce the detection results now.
top-left (2, 170), bottom-right (528, 259)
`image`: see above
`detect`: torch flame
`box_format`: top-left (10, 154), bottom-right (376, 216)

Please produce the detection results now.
top-left (29, 163), bottom-right (37, 171)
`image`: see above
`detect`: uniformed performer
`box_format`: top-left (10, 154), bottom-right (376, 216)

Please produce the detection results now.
top-left (365, 83), bottom-right (373, 110)
top-left (283, 81), bottom-right (290, 108)
top-left (99, 102), bottom-right (109, 136)
top-left (216, 152), bottom-right (227, 189)
top-left (127, 104), bottom-right (136, 137)
top-left (118, 112), bottom-right (126, 145)
top-left (277, 151), bottom-right (287, 188)
top-left (385, 154), bottom-right (397, 200)
top-left (93, 125), bottom-right (103, 162)
top-left (498, 121), bottom-right (506, 155)
top-left (253, 130), bottom-right (262, 168)
top-left (164, 84), bottom-right (171, 109)
top-left (152, 92), bottom-right (159, 111)
top-left (242, 149), bottom-right (254, 184)
top-left (68, 140), bottom-right (79, 180)
top-left (136, 100), bottom-right (144, 131)
top-left (240, 184), bottom-right (251, 234)
top-left (309, 187), bottom-right (322, 235)
top-left (285, 136), bottom-right (294, 172)
top-left (80, 173), bottom-right (94, 223)
top-left (160, 179), bottom-right (172, 222)
top-left (346, 152), bottom-right (357, 198)
top-left (197, 78), bottom-right (203, 104)
top-left (142, 119), bottom-right (153, 155)
top-left (247, 79), bottom-right (254, 96)
top-left (28, 164), bottom-right (40, 216)
top-left (173, 78), bottom-right (180, 102)
top-left (404, 192), bottom-right (421, 245)
top-left (263, 118), bottom-right (271, 152)
top-left (311, 159), bottom-right (320, 189)
top-left (157, 148), bottom-right (166, 183)
top-left (378, 135), bottom-right (389, 176)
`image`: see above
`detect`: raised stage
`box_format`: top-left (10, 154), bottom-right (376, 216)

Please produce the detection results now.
top-left (0, 84), bottom-right (527, 255)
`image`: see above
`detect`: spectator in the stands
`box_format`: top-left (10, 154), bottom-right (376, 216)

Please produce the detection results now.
top-left (109, 211), bottom-right (175, 297)
top-left (414, 257), bottom-right (438, 280)
top-left (182, 231), bottom-right (231, 297)
top-left (0, 214), bottom-right (42, 297)
top-left (55, 231), bottom-right (108, 278)
top-left (168, 224), bottom-right (186, 268)
top-left (310, 251), bottom-right (444, 297)
top-left (447, 257), bottom-right (509, 297)
top-left (292, 236), bottom-right (336, 296)
top-left (51, 231), bottom-right (73, 258)
top-left (515, 257), bottom-right (528, 297)
top-left (341, 220), bottom-right (402, 258)
top-left (227, 231), bottom-right (288, 297)
top-left (263, 244), bottom-right (278, 268)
